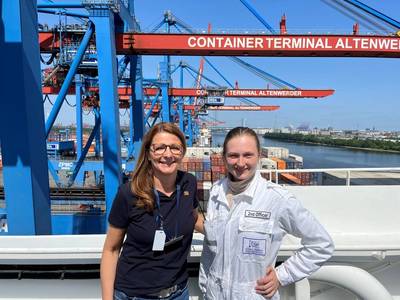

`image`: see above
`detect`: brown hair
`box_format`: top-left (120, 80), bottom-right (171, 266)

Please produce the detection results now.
top-left (223, 126), bottom-right (261, 157)
top-left (130, 122), bottom-right (187, 211)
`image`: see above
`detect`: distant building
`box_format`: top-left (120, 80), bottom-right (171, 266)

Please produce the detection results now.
top-left (298, 130), bottom-right (310, 135)
top-left (320, 130), bottom-right (331, 136)
top-left (311, 127), bottom-right (319, 135)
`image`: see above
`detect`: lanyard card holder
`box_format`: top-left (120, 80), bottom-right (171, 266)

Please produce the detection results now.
top-left (152, 230), bottom-right (166, 251)
top-left (153, 185), bottom-right (182, 251)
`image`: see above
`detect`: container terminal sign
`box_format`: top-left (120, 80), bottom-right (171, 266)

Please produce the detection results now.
top-left (187, 36), bottom-right (400, 51)
top-left (127, 34), bottom-right (400, 57)
top-left (224, 89), bottom-right (303, 97)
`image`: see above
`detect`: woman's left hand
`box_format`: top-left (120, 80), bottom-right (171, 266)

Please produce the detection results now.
top-left (194, 209), bottom-right (205, 234)
top-left (255, 266), bottom-right (280, 298)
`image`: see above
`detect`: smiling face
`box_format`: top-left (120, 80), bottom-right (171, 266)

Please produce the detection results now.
top-left (224, 134), bottom-right (260, 181)
top-left (149, 132), bottom-right (184, 177)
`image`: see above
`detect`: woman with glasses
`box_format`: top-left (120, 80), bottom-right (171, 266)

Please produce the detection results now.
top-left (199, 127), bottom-right (334, 299)
top-left (101, 122), bottom-right (204, 300)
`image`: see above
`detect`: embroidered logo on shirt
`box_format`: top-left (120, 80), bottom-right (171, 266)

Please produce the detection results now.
top-left (242, 237), bottom-right (266, 256)
top-left (184, 191), bottom-right (189, 196)
top-left (245, 210), bottom-right (271, 220)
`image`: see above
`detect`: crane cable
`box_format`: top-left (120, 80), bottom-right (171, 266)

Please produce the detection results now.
top-left (201, 57), bottom-right (260, 106)
top-left (40, 52), bottom-right (57, 65)
top-left (322, 0), bottom-right (396, 34)
top-left (167, 13), bottom-right (261, 106)
top-left (64, 97), bottom-right (76, 108)
top-left (120, 109), bottom-right (129, 117)
top-left (230, 57), bottom-right (295, 90)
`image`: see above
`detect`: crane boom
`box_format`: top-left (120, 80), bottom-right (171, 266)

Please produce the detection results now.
top-left (42, 86), bottom-right (334, 98)
top-left (143, 104), bottom-right (280, 111)
top-left (39, 32), bottom-right (400, 58)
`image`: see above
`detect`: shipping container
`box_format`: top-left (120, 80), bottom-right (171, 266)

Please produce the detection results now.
top-left (260, 171), bottom-right (273, 181)
top-left (289, 172), bottom-right (320, 185)
top-left (260, 157), bottom-right (277, 170)
top-left (197, 181), bottom-right (212, 213)
top-left (280, 173), bottom-right (301, 185)
top-left (270, 157), bottom-right (286, 170)
top-left (289, 154), bottom-right (304, 163)
top-left (282, 157), bottom-right (303, 169)
top-left (261, 147), bottom-right (289, 159)
top-left (186, 147), bottom-right (222, 158)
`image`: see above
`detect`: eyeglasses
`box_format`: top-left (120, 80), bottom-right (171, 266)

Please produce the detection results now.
top-left (150, 143), bottom-right (183, 155)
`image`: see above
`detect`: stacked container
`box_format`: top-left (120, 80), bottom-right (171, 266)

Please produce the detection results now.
top-left (179, 147), bottom-right (311, 209)
top-left (282, 172), bottom-right (320, 185)
top-left (259, 158), bottom-right (276, 181)
top-left (180, 147), bottom-right (224, 213)
top-left (259, 157), bottom-right (277, 170)
top-left (261, 147), bottom-right (289, 159)
top-left (293, 172), bottom-right (320, 185)
top-left (270, 157), bottom-right (286, 170)
top-left (210, 153), bottom-right (226, 182)
top-left (179, 157), bottom-right (211, 182)
top-left (282, 157), bottom-right (303, 169)
top-left (289, 154), bottom-right (303, 163)
top-left (197, 181), bottom-right (212, 214)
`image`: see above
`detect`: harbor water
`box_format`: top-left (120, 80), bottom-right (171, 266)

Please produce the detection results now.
top-left (212, 133), bottom-right (400, 169)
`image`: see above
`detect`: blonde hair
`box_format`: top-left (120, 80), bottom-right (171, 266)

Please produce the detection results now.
top-left (130, 123), bottom-right (187, 211)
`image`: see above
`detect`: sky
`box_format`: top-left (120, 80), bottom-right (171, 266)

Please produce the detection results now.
top-left (40, 0), bottom-right (400, 131)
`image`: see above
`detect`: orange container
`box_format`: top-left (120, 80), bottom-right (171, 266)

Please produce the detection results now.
top-left (271, 157), bottom-right (286, 170)
top-left (280, 173), bottom-right (301, 185)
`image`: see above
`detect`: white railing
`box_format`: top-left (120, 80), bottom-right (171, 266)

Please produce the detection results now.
top-left (260, 167), bottom-right (400, 186)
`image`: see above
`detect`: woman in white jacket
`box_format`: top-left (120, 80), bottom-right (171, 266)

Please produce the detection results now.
top-left (199, 127), bottom-right (334, 299)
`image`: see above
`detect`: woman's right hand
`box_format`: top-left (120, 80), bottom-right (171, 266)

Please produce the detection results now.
top-left (254, 266), bottom-right (281, 299)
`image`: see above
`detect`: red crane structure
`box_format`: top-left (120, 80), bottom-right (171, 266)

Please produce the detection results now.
top-left (42, 86), bottom-right (333, 99)
top-left (39, 32), bottom-right (400, 58)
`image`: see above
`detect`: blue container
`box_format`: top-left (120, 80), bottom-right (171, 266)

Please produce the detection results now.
top-left (203, 161), bottom-right (211, 171)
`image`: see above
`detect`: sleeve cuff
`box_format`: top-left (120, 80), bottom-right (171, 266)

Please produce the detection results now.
top-left (276, 264), bottom-right (293, 287)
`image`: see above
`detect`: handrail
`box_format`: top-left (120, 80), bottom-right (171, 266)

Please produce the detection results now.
top-left (259, 167), bottom-right (400, 186)
top-left (260, 167), bottom-right (400, 173)
top-left (294, 265), bottom-right (394, 300)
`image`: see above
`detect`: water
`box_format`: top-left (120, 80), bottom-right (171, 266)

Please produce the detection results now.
top-left (212, 133), bottom-right (400, 169)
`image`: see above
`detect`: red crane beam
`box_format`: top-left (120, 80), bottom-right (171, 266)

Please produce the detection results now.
top-left (42, 87), bottom-right (280, 110)
top-left (39, 32), bottom-right (400, 58)
top-left (143, 88), bottom-right (333, 98)
top-left (39, 32), bottom-right (61, 50)
top-left (206, 105), bottom-right (279, 111)
top-left (144, 104), bottom-right (280, 111)
top-left (121, 33), bottom-right (400, 58)
top-left (42, 86), bottom-right (333, 98)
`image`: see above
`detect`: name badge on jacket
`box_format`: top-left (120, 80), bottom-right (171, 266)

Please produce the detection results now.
top-left (245, 210), bottom-right (271, 220)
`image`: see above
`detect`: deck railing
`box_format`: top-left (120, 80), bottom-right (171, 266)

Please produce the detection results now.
top-left (260, 167), bottom-right (400, 186)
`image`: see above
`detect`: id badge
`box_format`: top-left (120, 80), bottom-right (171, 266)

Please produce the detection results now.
top-left (152, 230), bottom-right (166, 251)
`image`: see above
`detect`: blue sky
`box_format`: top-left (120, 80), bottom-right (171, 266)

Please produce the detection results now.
top-left (40, 0), bottom-right (400, 131)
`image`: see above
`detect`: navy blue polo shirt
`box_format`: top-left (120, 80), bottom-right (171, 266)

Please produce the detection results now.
top-left (108, 171), bottom-right (198, 297)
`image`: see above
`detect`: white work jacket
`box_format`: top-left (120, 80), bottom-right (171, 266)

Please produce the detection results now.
top-left (199, 171), bottom-right (334, 300)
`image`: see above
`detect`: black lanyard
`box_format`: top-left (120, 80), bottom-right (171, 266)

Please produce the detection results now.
top-left (154, 185), bottom-right (180, 240)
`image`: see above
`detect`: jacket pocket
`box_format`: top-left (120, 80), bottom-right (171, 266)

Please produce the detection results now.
top-left (237, 218), bottom-right (273, 263)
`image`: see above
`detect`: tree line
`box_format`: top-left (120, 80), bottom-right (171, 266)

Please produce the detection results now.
top-left (264, 133), bottom-right (400, 152)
